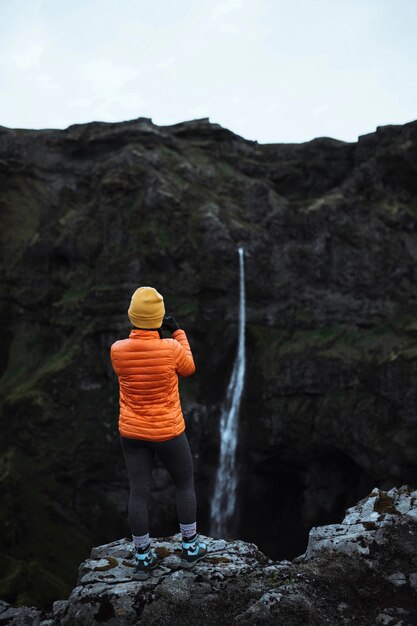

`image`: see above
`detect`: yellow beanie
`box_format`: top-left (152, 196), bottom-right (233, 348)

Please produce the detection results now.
top-left (128, 286), bottom-right (165, 329)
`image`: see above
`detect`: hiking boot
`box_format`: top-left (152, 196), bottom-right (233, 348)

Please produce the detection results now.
top-left (134, 545), bottom-right (159, 580)
top-left (180, 534), bottom-right (208, 569)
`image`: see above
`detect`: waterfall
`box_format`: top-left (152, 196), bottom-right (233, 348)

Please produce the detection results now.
top-left (210, 247), bottom-right (246, 538)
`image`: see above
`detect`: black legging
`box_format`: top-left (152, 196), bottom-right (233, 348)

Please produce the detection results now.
top-left (119, 431), bottom-right (197, 536)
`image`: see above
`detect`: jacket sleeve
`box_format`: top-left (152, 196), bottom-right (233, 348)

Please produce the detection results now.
top-left (172, 329), bottom-right (196, 377)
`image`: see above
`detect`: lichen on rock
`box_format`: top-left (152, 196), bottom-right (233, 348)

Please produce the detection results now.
top-left (2, 486), bottom-right (416, 625)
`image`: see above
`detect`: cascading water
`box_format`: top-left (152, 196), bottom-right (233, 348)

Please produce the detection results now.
top-left (210, 247), bottom-right (246, 538)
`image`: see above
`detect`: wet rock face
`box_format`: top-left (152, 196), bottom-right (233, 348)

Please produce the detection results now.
top-left (1, 117), bottom-right (417, 606)
top-left (2, 486), bottom-right (417, 625)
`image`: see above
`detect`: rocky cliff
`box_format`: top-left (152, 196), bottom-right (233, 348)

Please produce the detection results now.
top-left (1, 116), bottom-right (417, 608)
top-left (2, 487), bottom-right (417, 625)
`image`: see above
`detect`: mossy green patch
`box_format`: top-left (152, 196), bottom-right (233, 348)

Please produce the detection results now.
top-left (268, 571), bottom-right (297, 586)
top-left (248, 321), bottom-right (412, 381)
top-left (374, 492), bottom-right (397, 515)
top-left (0, 174), bottom-right (46, 262)
top-left (92, 557), bottom-right (118, 571)
top-left (155, 546), bottom-right (172, 559)
top-left (207, 556), bottom-right (231, 564)
top-left (54, 281), bottom-right (93, 308)
top-left (215, 160), bottom-right (236, 178)
top-left (0, 326), bottom-right (82, 403)
top-left (0, 448), bottom-right (92, 609)
top-left (0, 555), bottom-right (71, 608)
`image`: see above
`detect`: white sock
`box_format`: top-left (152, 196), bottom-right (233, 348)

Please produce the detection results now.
top-left (180, 522), bottom-right (197, 541)
top-left (132, 532), bottom-right (150, 551)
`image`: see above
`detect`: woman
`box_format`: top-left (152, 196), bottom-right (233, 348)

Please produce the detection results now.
top-left (110, 286), bottom-right (207, 579)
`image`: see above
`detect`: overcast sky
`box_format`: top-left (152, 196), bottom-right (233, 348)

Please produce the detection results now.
top-left (0, 0), bottom-right (416, 143)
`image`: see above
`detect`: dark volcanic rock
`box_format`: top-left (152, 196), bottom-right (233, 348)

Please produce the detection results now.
top-left (1, 116), bottom-right (417, 607)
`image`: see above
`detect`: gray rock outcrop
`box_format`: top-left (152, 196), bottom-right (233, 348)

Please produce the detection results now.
top-left (2, 486), bottom-right (416, 625)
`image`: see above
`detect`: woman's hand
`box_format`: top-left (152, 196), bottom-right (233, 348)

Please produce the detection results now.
top-left (162, 314), bottom-right (180, 333)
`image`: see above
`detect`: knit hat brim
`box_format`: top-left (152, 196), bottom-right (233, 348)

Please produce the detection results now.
top-left (128, 310), bottom-right (165, 329)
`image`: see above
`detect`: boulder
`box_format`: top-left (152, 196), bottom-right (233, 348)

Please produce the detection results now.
top-left (2, 486), bottom-right (416, 625)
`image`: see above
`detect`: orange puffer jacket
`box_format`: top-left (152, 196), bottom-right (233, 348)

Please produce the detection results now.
top-left (110, 328), bottom-right (195, 441)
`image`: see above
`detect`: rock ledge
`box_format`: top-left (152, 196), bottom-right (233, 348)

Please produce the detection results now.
top-left (1, 486), bottom-right (417, 625)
